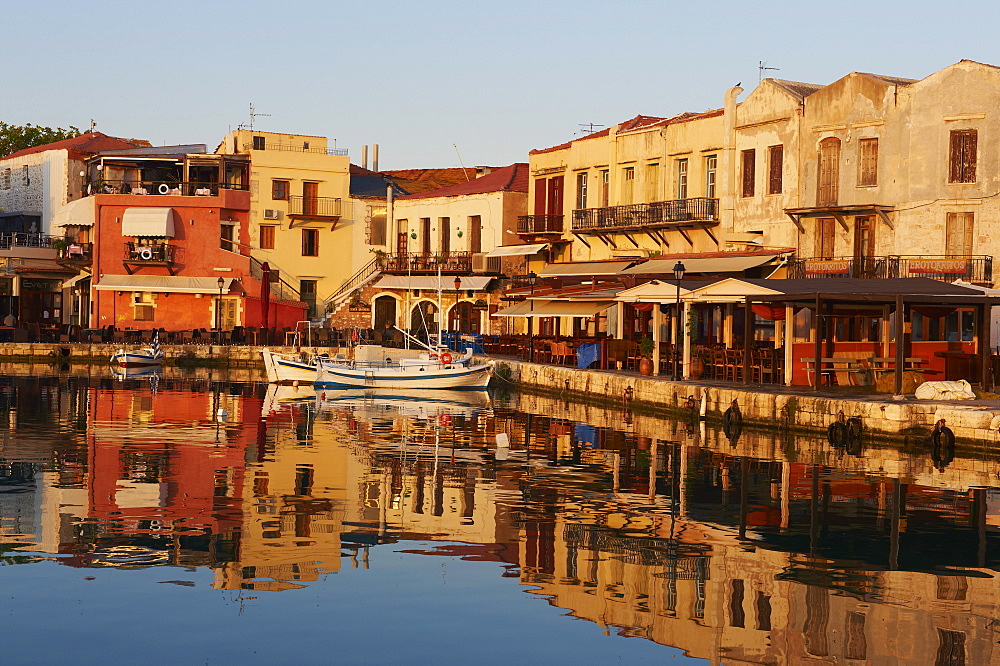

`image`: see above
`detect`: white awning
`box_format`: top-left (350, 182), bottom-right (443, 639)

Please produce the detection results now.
top-left (622, 254), bottom-right (781, 275)
top-left (484, 243), bottom-right (547, 257)
top-left (493, 299), bottom-right (613, 318)
top-left (94, 275), bottom-right (235, 294)
top-left (51, 197), bottom-right (96, 228)
top-left (373, 275), bottom-right (493, 291)
top-left (121, 207), bottom-right (178, 238)
top-left (538, 260), bottom-right (634, 277)
top-left (62, 273), bottom-right (91, 289)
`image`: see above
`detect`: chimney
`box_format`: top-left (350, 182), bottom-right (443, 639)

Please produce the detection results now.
top-left (373, 144), bottom-right (379, 172)
top-left (362, 145), bottom-right (368, 170)
top-left (475, 166), bottom-right (492, 178)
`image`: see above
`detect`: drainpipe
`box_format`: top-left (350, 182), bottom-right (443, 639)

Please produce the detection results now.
top-left (721, 85), bottom-right (743, 236)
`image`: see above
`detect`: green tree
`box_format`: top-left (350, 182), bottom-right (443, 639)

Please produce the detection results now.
top-left (0, 122), bottom-right (82, 157)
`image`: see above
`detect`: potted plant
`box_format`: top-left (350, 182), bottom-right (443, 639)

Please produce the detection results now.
top-left (638, 336), bottom-right (654, 376)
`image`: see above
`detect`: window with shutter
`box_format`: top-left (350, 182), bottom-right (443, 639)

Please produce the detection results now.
top-left (741, 149), bottom-right (755, 197)
top-left (767, 145), bottom-right (783, 195)
top-left (858, 138), bottom-right (878, 186)
top-left (817, 138), bottom-right (841, 206)
top-left (705, 155), bottom-right (717, 198)
top-left (949, 130), bottom-right (977, 183)
top-left (260, 226), bottom-right (275, 249)
top-left (946, 212), bottom-right (974, 256)
top-left (815, 218), bottom-right (836, 258)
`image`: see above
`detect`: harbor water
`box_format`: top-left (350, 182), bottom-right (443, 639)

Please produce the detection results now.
top-left (0, 368), bottom-right (996, 663)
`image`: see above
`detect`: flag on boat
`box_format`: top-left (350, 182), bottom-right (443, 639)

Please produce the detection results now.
top-left (150, 331), bottom-right (161, 360)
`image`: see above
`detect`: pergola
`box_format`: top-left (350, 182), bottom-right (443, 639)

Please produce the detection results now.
top-left (676, 278), bottom-right (1000, 395)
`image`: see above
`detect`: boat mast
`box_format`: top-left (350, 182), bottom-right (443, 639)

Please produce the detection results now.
top-left (437, 260), bottom-right (444, 348)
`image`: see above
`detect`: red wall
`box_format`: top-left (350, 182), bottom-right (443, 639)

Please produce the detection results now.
top-left (91, 192), bottom-right (305, 329)
top-left (789, 340), bottom-right (976, 385)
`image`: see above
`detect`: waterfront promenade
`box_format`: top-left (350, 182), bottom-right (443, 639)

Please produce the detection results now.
top-left (2, 340), bottom-right (1000, 443)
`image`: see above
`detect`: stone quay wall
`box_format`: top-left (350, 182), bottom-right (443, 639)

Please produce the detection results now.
top-left (487, 358), bottom-right (1000, 446)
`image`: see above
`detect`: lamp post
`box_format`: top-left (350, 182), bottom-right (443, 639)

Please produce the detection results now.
top-left (526, 271), bottom-right (538, 362)
top-left (453, 276), bottom-right (461, 348)
top-left (216, 276), bottom-right (225, 341)
top-left (672, 261), bottom-right (685, 381)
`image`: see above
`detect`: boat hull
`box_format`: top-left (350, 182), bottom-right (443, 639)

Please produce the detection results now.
top-left (262, 348), bottom-right (318, 384)
top-left (315, 363), bottom-right (491, 389)
top-left (111, 352), bottom-right (163, 367)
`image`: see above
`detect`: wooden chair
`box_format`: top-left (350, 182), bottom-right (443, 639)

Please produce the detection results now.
top-left (550, 341), bottom-right (573, 365)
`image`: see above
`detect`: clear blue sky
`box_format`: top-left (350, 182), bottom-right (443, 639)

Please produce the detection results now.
top-left (6, 0), bottom-right (998, 169)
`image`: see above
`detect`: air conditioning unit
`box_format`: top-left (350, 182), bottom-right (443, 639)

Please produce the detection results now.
top-left (263, 209), bottom-right (281, 220)
top-left (471, 252), bottom-right (489, 272)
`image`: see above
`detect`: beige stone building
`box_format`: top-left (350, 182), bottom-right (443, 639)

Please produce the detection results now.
top-left (733, 60), bottom-right (1000, 286)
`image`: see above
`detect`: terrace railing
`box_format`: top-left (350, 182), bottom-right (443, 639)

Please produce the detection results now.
top-left (382, 251), bottom-right (473, 274)
top-left (288, 196), bottom-right (341, 217)
top-left (788, 255), bottom-right (992, 283)
top-left (516, 215), bottom-right (563, 234)
top-left (94, 180), bottom-right (248, 196)
top-left (0, 233), bottom-right (57, 250)
top-left (572, 197), bottom-right (719, 232)
top-left (123, 242), bottom-right (176, 265)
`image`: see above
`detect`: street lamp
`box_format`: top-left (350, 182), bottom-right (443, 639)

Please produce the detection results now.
top-left (216, 276), bottom-right (225, 341)
top-left (526, 271), bottom-right (538, 362)
top-left (672, 261), bottom-right (685, 381)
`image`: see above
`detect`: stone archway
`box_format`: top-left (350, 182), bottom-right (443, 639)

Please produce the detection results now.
top-left (410, 301), bottom-right (438, 345)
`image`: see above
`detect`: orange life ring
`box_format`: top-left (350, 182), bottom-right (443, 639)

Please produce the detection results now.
top-left (440, 352), bottom-right (453, 365)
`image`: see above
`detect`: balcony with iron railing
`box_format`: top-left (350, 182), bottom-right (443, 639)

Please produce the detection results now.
top-left (94, 180), bottom-right (248, 196)
top-left (787, 255), bottom-right (993, 283)
top-left (0, 233), bottom-right (57, 250)
top-left (572, 197), bottom-right (719, 232)
top-left (382, 251), bottom-right (473, 274)
top-left (288, 196), bottom-right (341, 218)
top-left (57, 241), bottom-right (93, 265)
top-left (516, 215), bottom-right (564, 234)
top-left (241, 142), bottom-right (349, 156)
top-left (123, 242), bottom-right (177, 266)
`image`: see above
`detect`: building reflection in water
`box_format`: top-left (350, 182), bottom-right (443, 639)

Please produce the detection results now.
top-left (0, 374), bottom-right (997, 662)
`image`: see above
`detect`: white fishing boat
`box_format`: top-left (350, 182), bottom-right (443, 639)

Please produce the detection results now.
top-left (315, 343), bottom-right (491, 390)
top-left (111, 332), bottom-right (164, 367)
top-left (261, 347), bottom-right (329, 384)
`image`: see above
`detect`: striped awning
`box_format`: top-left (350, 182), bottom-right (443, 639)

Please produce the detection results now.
top-left (94, 275), bottom-right (234, 293)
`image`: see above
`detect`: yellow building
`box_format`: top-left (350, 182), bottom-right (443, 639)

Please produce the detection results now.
top-left (218, 130), bottom-right (352, 317)
top-left (525, 111), bottom-right (731, 263)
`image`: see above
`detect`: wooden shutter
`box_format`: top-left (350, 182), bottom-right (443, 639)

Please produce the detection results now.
top-left (767, 145), bottom-right (783, 195)
top-left (815, 218), bottom-right (836, 258)
top-left (817, 138), bottom-right (840, 206)
top-left (949, 130), bottom-right (977, 183)
top-left (741, 149), bottom-right (755, 197)
top-left (858, 138), bottom-right (878, 186)
top-left (548, 176), bottom-right (564, 215)
top-left (533, 178), bottom-right (547, 216)
top-left (946, 212), bottom-right (974, 255)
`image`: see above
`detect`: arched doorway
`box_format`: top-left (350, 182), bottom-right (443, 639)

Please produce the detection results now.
top-left (448, 301), bottom-right (480, 334)
top-left (374, 295), bottom-right (397, 329)
top-left (410, 301), bottom-right (438, 345)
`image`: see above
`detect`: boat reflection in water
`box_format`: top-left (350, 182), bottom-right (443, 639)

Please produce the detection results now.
top-left (0, 372), bottom-right (999, 662)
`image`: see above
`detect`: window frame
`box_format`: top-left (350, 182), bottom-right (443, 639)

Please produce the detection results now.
top-left (271, 179), bottom-right (290, 200)
top-left (857, 138), bottom-right (878, 187)
top-left (676, 159), bottom-right (688, 199)
top-left (259, 225), bottom-right (275, 250)
top-left (948, 129), bottom-right (977, 184)
top-left (705, 155), bottom-right (717, 199)
top-left (767, 145), bottom-right (783, 195)
top-left (575, 172), bottom-right (588, 209)
top-left (740, 149), bottom-right (755, 198)
top-left (301, 228), bottom-right (319, 256)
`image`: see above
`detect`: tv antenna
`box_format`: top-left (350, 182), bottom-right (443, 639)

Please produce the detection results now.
top-left (238, 103), bottom-right (271, 132)
top-left (759, 61), bottom-right (779, 84)
top-left (578, 123), bottom-right (605, 134)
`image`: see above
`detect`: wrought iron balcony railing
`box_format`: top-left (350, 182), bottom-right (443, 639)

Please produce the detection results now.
top-left (123, 242), bottom-right (176, 264)
top-left (571, 197), bottom-right (719, 232)
top-left (58, 242), bottom-right (93, 263)
top-left (788, 255), bottom-right (993, 283)
top-left (516, 215), bottom-right (563, 234)
top-left (382, 251), bottom-right (472, 274)
top-left (288, 196), bottom-right (341, 217)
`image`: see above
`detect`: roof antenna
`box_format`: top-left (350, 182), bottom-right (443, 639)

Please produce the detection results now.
top-left (89, 119), bottom-right (97, 133)
top-left (759, 61), bottom-right (779, 84)
top-left (453, 144), bottom-right (471, 181)
top-left (241, 102), bottom-right (271, 132)
top-left (578, 123), bottom-right (605, 134)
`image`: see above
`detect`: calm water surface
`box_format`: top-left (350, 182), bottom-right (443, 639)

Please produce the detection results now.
top-left (0, 370), bottom-right (997, 664)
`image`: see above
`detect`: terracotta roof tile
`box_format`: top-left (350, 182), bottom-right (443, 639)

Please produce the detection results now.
top-left (397, 163), bottom-right (528, 200)
top-left (767, 78), bottom-right (825, 100)
top-left (1, 132), bottom-right (151, 161)
top-left (383, 167), bottom-right (483, 194)
top-left (531, 110), bottom-right (722, 155)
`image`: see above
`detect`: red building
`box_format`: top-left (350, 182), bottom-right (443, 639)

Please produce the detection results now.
top-left (71, 149), bottom-right (306, 331)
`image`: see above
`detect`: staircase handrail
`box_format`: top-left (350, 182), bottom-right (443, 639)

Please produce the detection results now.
top-left (323, 256), bottom-right (382, 307)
